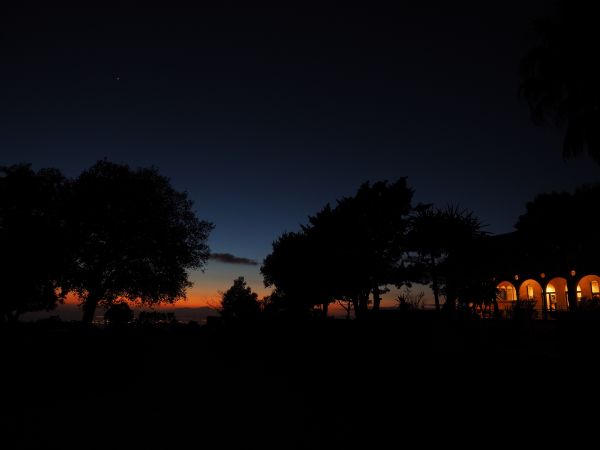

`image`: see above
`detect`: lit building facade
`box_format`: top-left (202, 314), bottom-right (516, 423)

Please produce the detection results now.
top-left (487, 232), bottom-right (600, 313)
top-left (496, 272), bottom-right (600, 312)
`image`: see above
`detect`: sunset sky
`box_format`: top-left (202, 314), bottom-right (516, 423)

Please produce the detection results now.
top-left (3, 3), bottom-right (599, 313)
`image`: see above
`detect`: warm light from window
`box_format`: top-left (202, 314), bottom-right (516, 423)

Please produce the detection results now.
top-left (498, 286), bottom-right (507, 300)
top-left (527, 285), bottom-right (534, 300)
top-left (592, 281), bottom-right (600, 295)
top-left (497, 284), bottom-right (516, 301)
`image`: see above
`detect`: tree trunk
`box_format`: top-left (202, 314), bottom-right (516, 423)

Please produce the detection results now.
top-left (444, 281), bottom-right (457, 314)
top-left (322, 302), bottom-right (329, 319)
top-left (358, 293), bottom-right (369, 318)
top-left (352, 294), bottom-right (369, 319)
top-left (430, 254), bottom-right (440, 312)
top-left (82, 292), bottom-right (101, 325)
top-left (351, 296), bottom-right (360, 319)
top-left (372, 286), bottom-right (381, 312)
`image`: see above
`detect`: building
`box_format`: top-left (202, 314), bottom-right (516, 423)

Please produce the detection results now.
top-left (488, 232), bottom-right (600, 314)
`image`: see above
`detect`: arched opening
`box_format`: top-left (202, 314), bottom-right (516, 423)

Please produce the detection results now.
top-left (547, 277), bottom-right (568, 311)
top-left (576, 274), bottom-right (600, 302)
top-left (496, 281), bottom-right (517, 315)
top-left (546, 283), bottom-right (557, 311)
top-left (519, 279), bottom-right (543, 310)
top-left (497, 281), bottom-right (517, 301)
top-left (565, 283), bottom-right (583, 306)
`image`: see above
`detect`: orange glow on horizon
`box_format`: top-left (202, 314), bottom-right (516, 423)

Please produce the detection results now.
top-left (62, 288), bottom-right (271, 308)
top-left (62, 289), bottom-right (404, 310)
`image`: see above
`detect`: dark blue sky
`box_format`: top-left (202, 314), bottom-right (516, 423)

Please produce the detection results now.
top-left (2, 3), bottom-right (599, 300)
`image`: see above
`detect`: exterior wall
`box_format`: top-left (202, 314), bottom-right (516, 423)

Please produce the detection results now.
top-left (546, 277), bottom-right (568, 311)
top-left (496, 273), bottom-right (600, 316)
top-left (577, 274), bottom-right (600, 300)
top-left (518, 279), bottom-right (543, 310)
top-left (496, 281), bottom-right (517, 314)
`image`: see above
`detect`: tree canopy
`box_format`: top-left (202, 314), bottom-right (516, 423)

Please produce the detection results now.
top-left (515, 183), bottom-right (600, 273)
top-left (262, 179), bottom-right (414, 318)
top-left (0, 164), bottom-right (68, 321)
top-left (219, 276), bottom-right (261, 321)
top-left (104, 302), bottom-right (134, 327)
top-left (407, 205), bottom-right (487, 311)
top-left (261, 228), bottom-right (339, 318)
top-left (63, 160), bottom-right (214, 323)
top-left (520, 1), bottom-right (600, 162)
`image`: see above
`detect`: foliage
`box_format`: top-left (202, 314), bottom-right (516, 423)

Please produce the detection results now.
top-left (395, 286), bottom-right (425, 311)
top-left (262, 179), bottom-right (414, 319)
top-left (520, 1), bottom-right (600, 162)
top-left (577, 297), bottom-right (600, 312)
top-left (0, 164), bottom-right (68, 321)
top-left (220, 277), bottom-right (261, 321)
top-left (515, 184), bottom-right (600, 276)
top-left (509, 299), bottom-right (538, 320)
top-left (63, 160), bottom-right (214, 323)
top-left (104, 302), bottom-right (134, 327)
top-left (261, 232), bottom-right (327, 316)
top-left (407, 204), bottom-right (488, 311)
top-left (259, 289), bottom-right (312, 320)
top-left (309, 179), bottom-right (413, 315)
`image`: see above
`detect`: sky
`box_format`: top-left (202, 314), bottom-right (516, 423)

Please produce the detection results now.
top-left (2, 3), bottom-right (599, 311)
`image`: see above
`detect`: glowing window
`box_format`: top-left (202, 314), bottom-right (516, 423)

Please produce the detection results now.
top-left (497, 285), bottom-right (516, 301)
top-left (527, 285), bottom-right (534, 300)
top-left (592, 281), bottom-right (600, 295)
top-left (506, 286), bottom-right (516, 300)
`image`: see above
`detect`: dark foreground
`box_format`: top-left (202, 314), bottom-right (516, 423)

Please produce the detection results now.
top-left (2, 314), bottom-right (600, 449)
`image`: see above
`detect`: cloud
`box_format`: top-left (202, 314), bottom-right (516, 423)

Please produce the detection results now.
top-left (209, 252), bottom-right (259, 266)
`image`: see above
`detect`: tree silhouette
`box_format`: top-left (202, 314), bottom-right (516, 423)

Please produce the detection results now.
top-left (0, 164), bottom-right (67, 322)
top-left (305, 180), bottom-right (413, 317)
top-left (520, 2), bottom-right (600, 162)
top-left (444, 236), bottom-right (498, 316)
top-left (515, 186), bottom-right (600, 269)
top-left (408, 205), bottom-right (486, 312)
top-left (219, 276), bottom-right (261, 321)
top-left (262, 231), bottom-right (335, 318)
top-left (407, 206), bottom-right (445, 311)
top-left (104, 302), bottom-right (134, 327)
top-left (515, 183), bottom-right (600, 310)
top-left (64, 160), bottom-right (214, 324)
top-left (262, 179), bottom-right (413, 319)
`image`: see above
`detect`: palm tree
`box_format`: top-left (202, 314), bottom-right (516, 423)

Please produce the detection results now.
top-left (520, 2), bottom-right (600, 163)
top-left (408, 205), bottom-right (486, 312)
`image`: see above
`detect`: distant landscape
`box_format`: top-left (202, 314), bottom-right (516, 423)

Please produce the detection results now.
top-left (20, 304), bottom-right (215, 324)
top-left (20, 302), bottom-right (383, 323)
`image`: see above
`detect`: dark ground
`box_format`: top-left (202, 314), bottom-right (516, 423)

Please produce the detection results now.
top-left (2, 313), bottom-right (600, 449)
